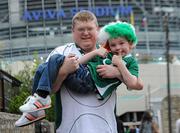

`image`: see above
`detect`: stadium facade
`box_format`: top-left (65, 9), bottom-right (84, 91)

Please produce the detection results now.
top-left (0, 0), bottom-right (180, 61)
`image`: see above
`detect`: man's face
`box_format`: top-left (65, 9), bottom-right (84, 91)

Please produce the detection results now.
top-left (72, 20), bottom-right (99, 53)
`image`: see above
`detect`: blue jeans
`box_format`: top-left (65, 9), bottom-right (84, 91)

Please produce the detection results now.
top-left (32, 54), bottom-right (95, 94)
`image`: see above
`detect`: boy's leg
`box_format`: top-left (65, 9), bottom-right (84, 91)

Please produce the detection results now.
top-left (32, 54), bottom-right (65, 98)
top-left (32, 63), bottom-right (49, 96)
top-left (19, 54), bottom-right (65, 113)
top-left (64, 64), bottom-right (95, 93)
top-left (15, 54), bottom-right (66, 127)
top-left (36, 54), bottom-right (65, 93)
top-left (15, 64), bottom-right (48, 127)
top-left (42, 54), bottom-right (94, 94)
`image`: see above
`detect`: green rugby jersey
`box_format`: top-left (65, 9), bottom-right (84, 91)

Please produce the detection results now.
top-left (87, 52), bottom-right (139, 99)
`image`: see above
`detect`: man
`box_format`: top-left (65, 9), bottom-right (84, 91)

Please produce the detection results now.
top-left (51, 10), bottom-right (143, 133)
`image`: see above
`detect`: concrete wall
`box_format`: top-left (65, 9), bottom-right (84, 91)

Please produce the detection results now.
top-left (161, 96), bottom-right (180, 133)
top-left (0, 112), bottom-right (35, 133)
top-left (0, 112), bottom-right (55, 133)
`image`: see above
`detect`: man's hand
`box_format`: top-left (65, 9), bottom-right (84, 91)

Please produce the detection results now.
top-left (96, 65), bottom-right (121, 79)
top-left (60, 53), bottom-right (79, 75)
top-left (52, 54), bottom-right (79, 92)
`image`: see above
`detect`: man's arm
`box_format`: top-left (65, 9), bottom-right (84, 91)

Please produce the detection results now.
top-left (97, 65), bottom-right (122, 79)
top-left (52, 54), bottom-right (79, 92)
top-left (96, 56), bottom-right (143, 90)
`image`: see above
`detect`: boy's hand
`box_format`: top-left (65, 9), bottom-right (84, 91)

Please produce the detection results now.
top-left (95, 47), bottom-right (108, 58)
top-left (112, 55), bottom-right (122, 66)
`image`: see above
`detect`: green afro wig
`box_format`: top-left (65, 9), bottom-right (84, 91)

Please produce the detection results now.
top-left (98, 21), bottom-right (138, 46)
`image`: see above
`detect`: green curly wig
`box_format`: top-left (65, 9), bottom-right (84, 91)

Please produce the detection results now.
top-left (98, 21), bottom-right (138, 46)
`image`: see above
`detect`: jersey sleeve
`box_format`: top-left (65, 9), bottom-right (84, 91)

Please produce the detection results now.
top-left (126, 57), bottom-right (139, 77)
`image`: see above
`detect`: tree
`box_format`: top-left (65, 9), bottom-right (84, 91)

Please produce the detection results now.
top-left (8, 63), bottom-right (32, 114)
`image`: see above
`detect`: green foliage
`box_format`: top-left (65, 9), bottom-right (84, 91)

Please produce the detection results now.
top-left (8, 54), bottom-right (55, 121)
top-left (15, 64), bottom-right (33, 92)
top-left (45, 95), bottom-right (55, 122)
top-left (9, 89), bottom-right (30, 114)
top-left (9, 63), bottom-right (33, 113)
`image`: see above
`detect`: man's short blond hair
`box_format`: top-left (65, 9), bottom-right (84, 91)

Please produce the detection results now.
top-left (72, 10), bottom-right (98, 28)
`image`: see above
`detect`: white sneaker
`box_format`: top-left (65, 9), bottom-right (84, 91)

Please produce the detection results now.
top-left (15, 110), bottom-right (45, 127)
top-left (19, 93), bottom-right (51, 113)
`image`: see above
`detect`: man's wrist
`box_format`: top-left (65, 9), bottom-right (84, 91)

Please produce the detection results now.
top-left (59, 67), bottom-right (69, 80)
top-left (117, 60), bottom-right (124, 67)
top-left (113, 67), bottom-right (122, 79)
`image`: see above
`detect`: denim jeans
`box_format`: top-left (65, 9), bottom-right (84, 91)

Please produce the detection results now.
top-left (32, 54), bottom-right (95, 94)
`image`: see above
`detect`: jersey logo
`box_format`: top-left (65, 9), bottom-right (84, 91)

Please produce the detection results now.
top-left (103, 58), bottom-right (112, 65)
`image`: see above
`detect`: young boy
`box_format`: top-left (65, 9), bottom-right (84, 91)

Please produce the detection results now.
top-left (15, 21), bottom-right (142, 127)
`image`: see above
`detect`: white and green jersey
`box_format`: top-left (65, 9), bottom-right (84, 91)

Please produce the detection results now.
top-left (47, 43), bottom-right (118, 133)
top-left (88, 52), bottom-right (139, 99)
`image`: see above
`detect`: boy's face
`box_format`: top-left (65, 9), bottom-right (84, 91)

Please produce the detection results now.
top-left (108, 37), bottom-right (134, 57)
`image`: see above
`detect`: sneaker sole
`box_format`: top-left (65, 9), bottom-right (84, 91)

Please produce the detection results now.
top-left (15, 115), bottom-right (45, 127)
top-left (20, 105), bottom-right (51, 113)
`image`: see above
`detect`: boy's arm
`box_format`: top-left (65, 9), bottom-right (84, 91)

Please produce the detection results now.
top-left (116, 62), bottom-right (140, 89)
top-left (79, 50), bottom-right (98, 64)
top-left (117, 62), bottom-right (143, 90)
top-left (112, 55), bottom-right (143, 90)
top-left (79, 47), bottom-right (107, 64)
